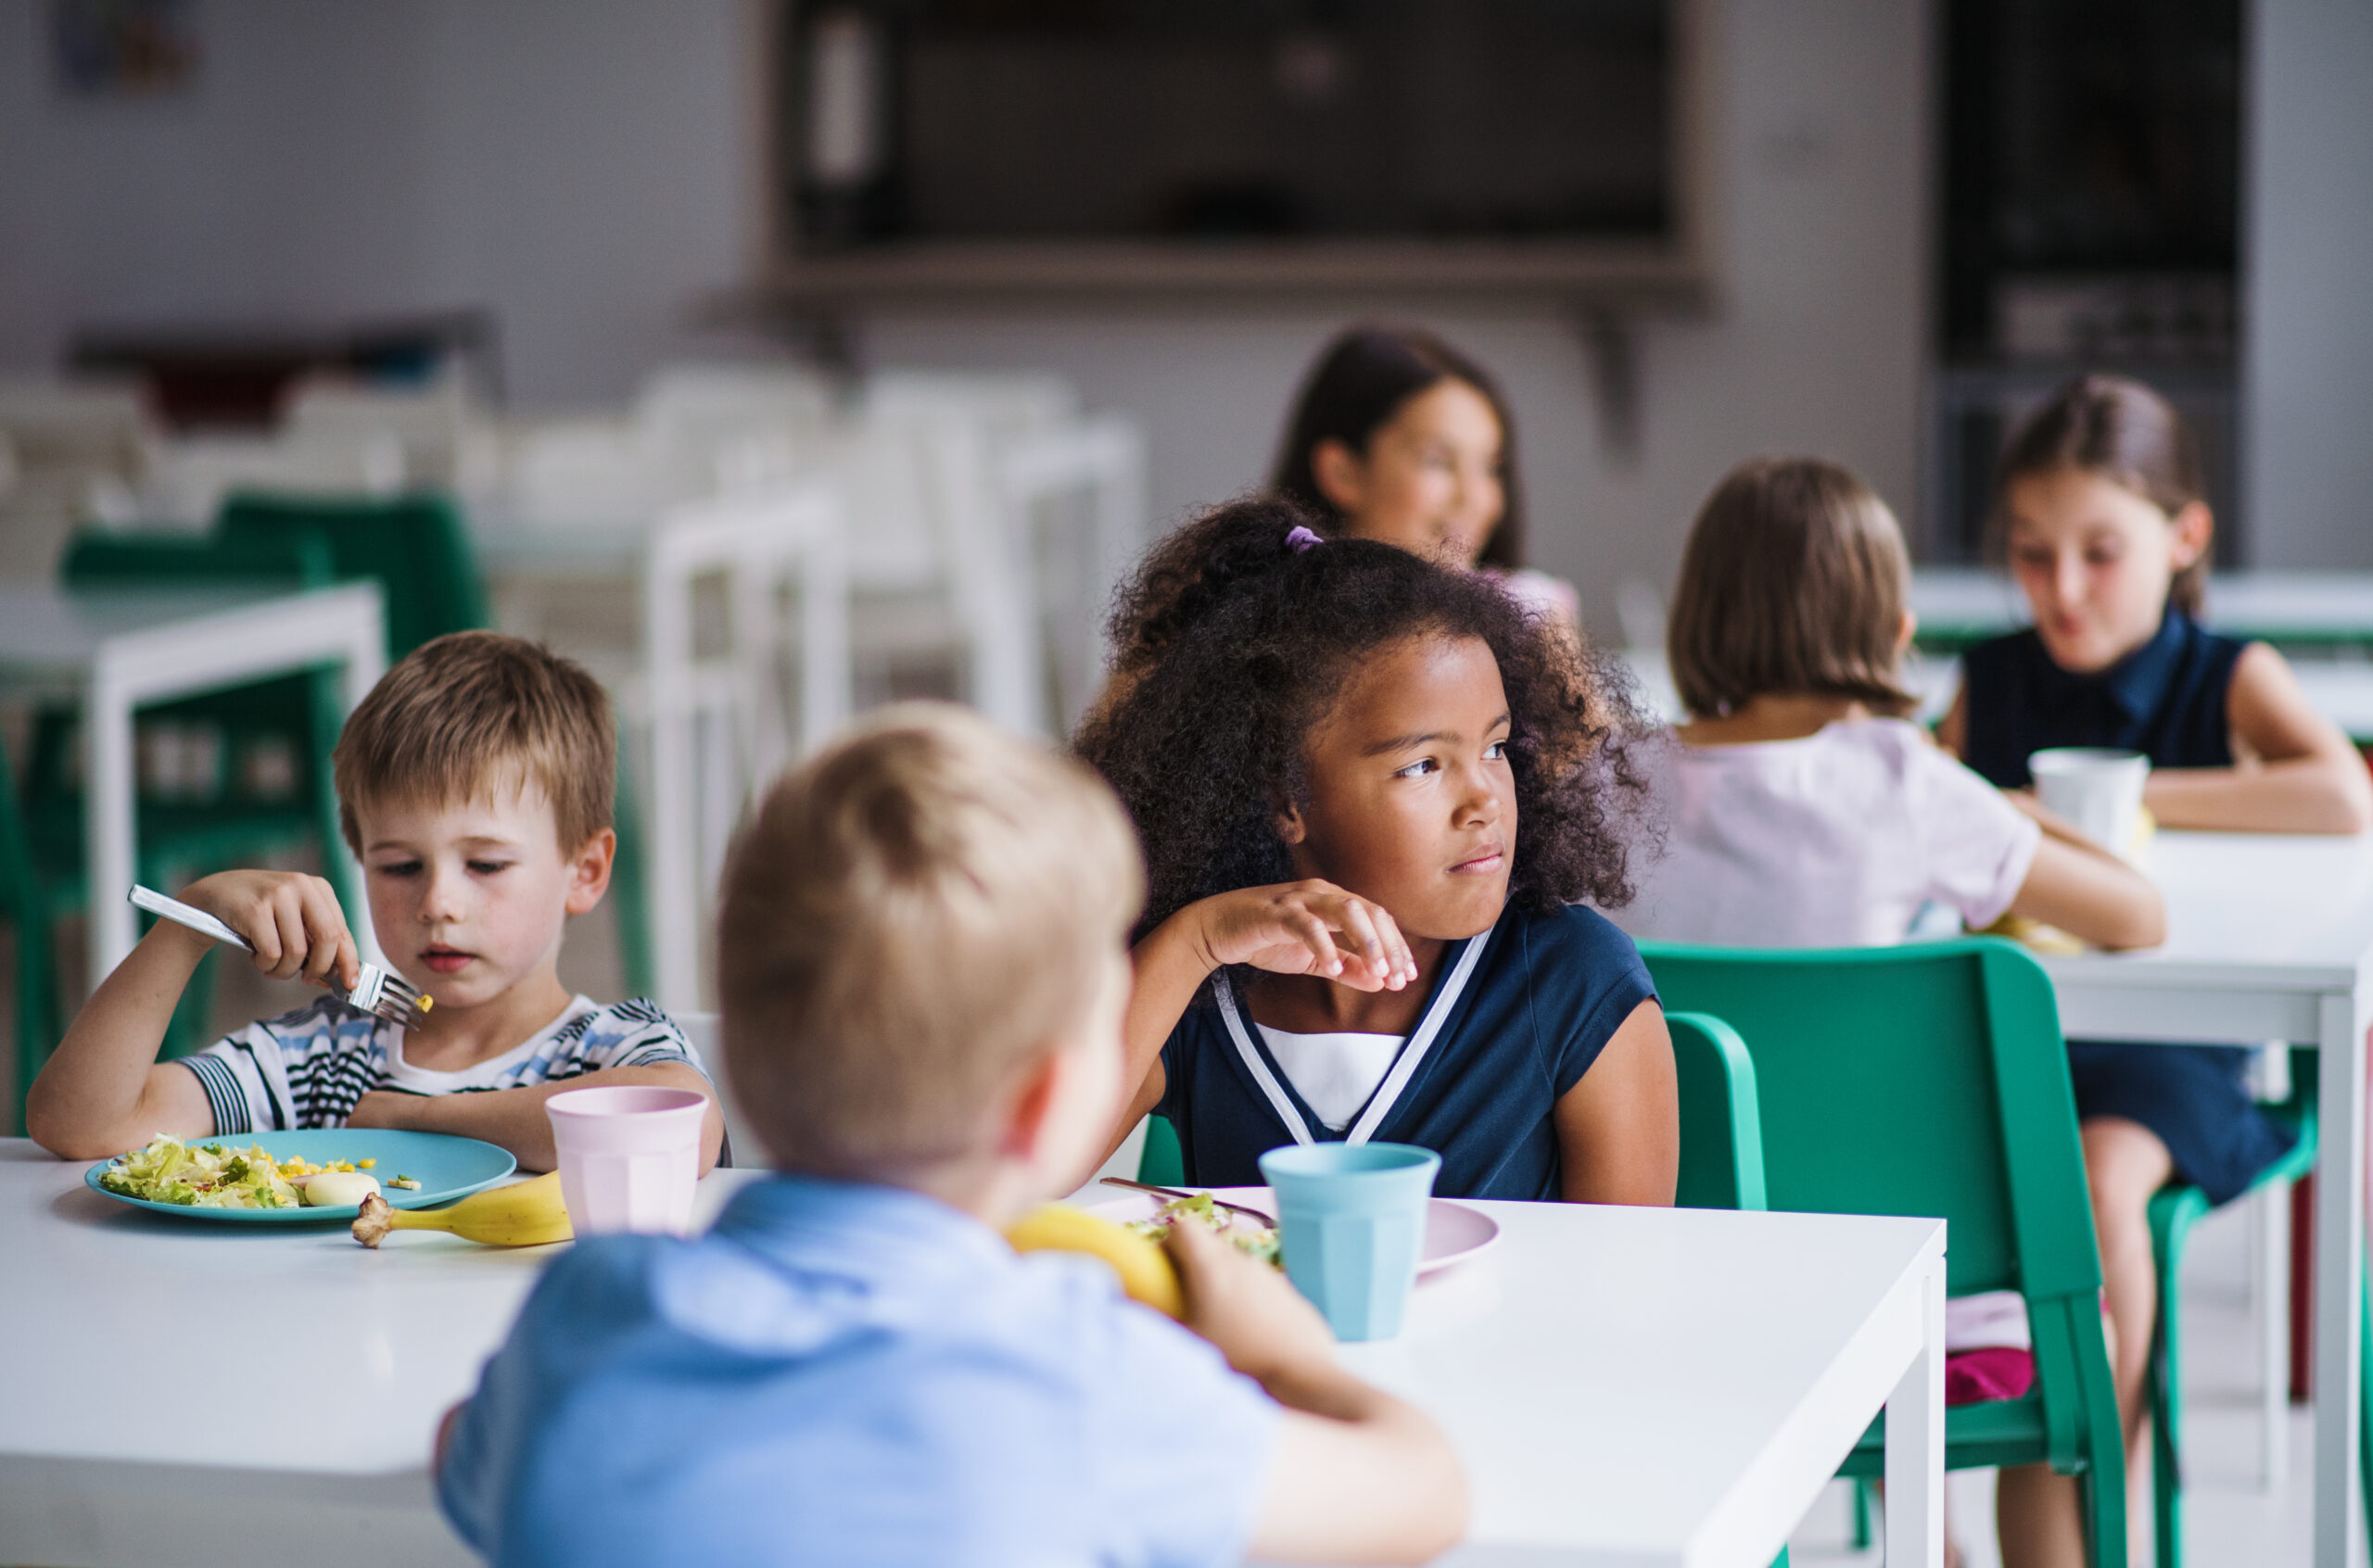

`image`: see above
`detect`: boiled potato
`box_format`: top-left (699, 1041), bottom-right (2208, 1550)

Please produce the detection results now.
top-left (300, 1170), bottom-right (383, 1208)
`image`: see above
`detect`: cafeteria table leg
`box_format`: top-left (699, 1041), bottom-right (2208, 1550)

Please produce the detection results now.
top-left (1884, 1251), bottom-right (1946, 1568)
top-left (2312, 997), bottom-right (2369, 1568)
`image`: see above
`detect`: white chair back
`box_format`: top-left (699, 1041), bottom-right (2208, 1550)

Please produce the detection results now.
top-left (138, 433), bottom-right (406, 529)
top-left (641, 481), bottom-right (850, 1013)
top-left (636, 364), bottom-right (838, 440)
top-left (998, 415), bottom-right (1146, 732)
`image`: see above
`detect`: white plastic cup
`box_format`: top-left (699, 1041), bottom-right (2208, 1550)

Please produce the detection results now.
top-left (2029, 748), bottom-right (2151, 858)
top-left (545, 1085), bottom-right (707, 1236)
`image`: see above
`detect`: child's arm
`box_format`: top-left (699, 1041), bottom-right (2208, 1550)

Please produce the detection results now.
top-left (1552, 999), bottom-right (1678, 1206)
top-left (1106, 882), bottom-right (1418, 1162)
top-left (1164, 1218), bottom-right (1466, 1564)
top-left (347, 1065), bottom-right (727, 1175)
top-left (25, 870), bottom-right (359, 1159)
top-left (2000, 800), bottom-right (2166, 949)
top-left (2145, 643), bottom-right (2373, 833)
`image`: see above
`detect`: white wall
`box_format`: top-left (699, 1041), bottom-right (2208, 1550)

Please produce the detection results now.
top-left (0, 0), bottom-right (751, 406)
top-left (2241, 0), bottom-right (2373, 571)
top-left (0, 0), bottom-right (1932, 632)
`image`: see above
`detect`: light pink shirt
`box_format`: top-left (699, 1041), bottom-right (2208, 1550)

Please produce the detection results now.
top-left (1612, 719), bottom-right (2041, 948)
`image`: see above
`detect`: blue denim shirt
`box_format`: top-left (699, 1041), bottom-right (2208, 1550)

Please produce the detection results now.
top-left (439, 1174), bottom-right (1276, 1568)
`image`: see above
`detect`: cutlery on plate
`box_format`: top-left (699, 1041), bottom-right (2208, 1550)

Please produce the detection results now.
top-left (129, 885), bottom-right (434, 1031)
top-left (1099, 1176), bottom-right (1275, 1227)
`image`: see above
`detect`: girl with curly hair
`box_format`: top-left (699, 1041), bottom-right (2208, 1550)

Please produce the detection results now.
top-left (1073, 497), bottom-right (1675, 1204)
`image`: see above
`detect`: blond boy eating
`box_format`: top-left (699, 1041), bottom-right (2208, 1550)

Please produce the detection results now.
top-left (435, 704), bottom-right (1465, 1566)
top-left (28, 631), bottom-right (723, 1172)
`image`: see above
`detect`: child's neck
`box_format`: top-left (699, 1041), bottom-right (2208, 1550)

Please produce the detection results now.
top-left (1678, 692), bottom-right (1874, 747)
top-left (400, 963), bottom-right (577, 1072)
top-left (1248, 935), bottom-right (1450, 1037)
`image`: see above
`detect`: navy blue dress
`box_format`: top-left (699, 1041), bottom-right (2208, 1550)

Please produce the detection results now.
top-left (1962, 608), bottom-right (2296, 1203)
top-left (1157, 902), bottom-right (1657, 1201)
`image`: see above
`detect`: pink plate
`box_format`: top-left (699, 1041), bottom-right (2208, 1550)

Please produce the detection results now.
top-left (1086, 1185), bottom-right (1501, 1278)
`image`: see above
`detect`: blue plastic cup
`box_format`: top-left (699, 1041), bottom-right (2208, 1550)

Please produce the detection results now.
top-left (1258, 1142), bottom-right (1440, 1342)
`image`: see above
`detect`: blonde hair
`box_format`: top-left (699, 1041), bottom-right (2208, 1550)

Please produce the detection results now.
top-left (718, 702), bottom-right (1145, 1179)
top-left (1668, 457), bottom-right (1916, 720)
top-left (332, 631), bottom-right (615, 853)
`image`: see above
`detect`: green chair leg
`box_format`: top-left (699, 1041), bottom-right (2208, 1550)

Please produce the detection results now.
top-left (1850, 1475), bottom-right (1873, 1550)
top-left (2146, 1183), bottom-right (2209, 1568)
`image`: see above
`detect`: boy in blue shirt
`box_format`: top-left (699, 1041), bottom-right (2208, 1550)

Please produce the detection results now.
top-left (435, 703), bottom-right (1466, 1567)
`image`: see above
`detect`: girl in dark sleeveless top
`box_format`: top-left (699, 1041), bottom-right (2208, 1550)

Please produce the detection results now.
top-left (1940, 375), bottom-right (2372, 1564)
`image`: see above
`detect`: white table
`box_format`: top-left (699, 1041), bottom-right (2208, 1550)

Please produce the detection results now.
top-left (1914, 567), bottom-right (2373, 648)
top-left (0, 1145), bottom-right (1946, 1568)
top-left (0, 581), bottom-right (389, 984)
top-left (2041, 830), bottom-right (2373, 1568)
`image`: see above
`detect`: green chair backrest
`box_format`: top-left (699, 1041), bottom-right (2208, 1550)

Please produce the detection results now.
top-left (1639, 937), bottom-right (2099, 1301)
top-left (1641, 937), bottom-right (2113, 1475)
top-left (216, 491), bottom-right (489, 657)
top-left (1669, 1011), bottom-right (1767, 1212)
top-left (1137, 1113), bottom-right (1186, 1188)
top-left (62, 528), bottom-right (328, 591)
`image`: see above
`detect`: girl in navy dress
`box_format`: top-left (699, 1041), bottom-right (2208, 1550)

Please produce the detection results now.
top-left (1941, 374), bottom-right (2373, 1565)
top-left (1074, 497), bottom-right (1675, 1206)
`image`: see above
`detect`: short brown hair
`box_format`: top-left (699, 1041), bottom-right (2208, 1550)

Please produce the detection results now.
top-left (1994, 373), bottom-right (2209, 616)
top-left (718, 703), bottom-right (1144, 1179)
top-left (332, 631), bottom-right (615, 853)
top-left (1668, 457), bottom-right (1916, 720)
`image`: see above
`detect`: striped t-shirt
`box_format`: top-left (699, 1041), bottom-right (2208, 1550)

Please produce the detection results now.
top-left (181, 995), bottom-right (704, 1136)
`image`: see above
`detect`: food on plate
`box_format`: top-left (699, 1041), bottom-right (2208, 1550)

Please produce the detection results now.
top-left (389, 1174), bottom-right (422, 1190)
top-left (1005, 1203), bottom-right (1183, 1319)
top-left (97, 1134), bottom-right (378, 1209)
top-left (299, 1170), bottom-right (382, 1208)
top-left (1127, 1191), bottom-right (1282, 1267)
top-left (352, 1170), bottom-right (572, 1248)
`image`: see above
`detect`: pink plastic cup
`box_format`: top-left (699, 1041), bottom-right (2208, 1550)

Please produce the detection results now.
top-left (544, 1085), bottom-right (708, 1235)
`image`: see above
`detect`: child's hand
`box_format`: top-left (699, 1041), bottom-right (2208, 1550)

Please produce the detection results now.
top-left (178, 869), bottom-right (362, 992)
top-left (1164, 1215), bottom-right (1337, 1385)
top-left (1189, 881), bottom-right (1417, 991)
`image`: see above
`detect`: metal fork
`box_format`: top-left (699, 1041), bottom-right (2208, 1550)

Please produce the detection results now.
top-left (1099, 1176), bottom-right (1275, 1227)
top-left (128, 885), bottom-right (435, 1031)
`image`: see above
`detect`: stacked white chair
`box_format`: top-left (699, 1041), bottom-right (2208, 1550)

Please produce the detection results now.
top-left (131, 431), bottom-right (408, 530)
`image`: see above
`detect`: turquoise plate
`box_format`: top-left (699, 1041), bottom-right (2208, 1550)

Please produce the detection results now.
top-left (84, 1130), bottom-right (516, 1222)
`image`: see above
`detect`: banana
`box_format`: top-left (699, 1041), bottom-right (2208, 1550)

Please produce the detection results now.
top-left (352, 1171), bottom-right (574, 1248)
top-left (1005, 1203), bottom-right (1182, 1319)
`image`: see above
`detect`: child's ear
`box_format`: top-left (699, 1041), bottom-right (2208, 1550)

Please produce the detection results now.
top-left (1896, 608), bottom-right (1918, 657)
top-left (1310, 437), bottom-right (1366, 513)
top-left (1272, 799), bottom-right (1308, 847)
top-left (564, 828), bottom-right (616, 916)
top-left (996, 1044), bottom-right (1067, 1162)
top-left (2169, 500), bottom-right (2214, 570)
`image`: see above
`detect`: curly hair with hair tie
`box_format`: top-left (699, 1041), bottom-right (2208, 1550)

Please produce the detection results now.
top-left (1075, 496), bottom-right (1655, 941)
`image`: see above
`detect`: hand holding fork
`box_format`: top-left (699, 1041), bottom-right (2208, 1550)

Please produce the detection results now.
top-left (130, 876), bottom-right (433, 1031)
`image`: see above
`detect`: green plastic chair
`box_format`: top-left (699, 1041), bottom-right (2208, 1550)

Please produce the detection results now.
top-left (1639, 936), bottom-right (2128, 1568)
top-left (1138, 1113), bottom-right (1186, 1186)
top-left (1670, 1010), bottom-right (1768, 1212)
top-left (2141, 1051), bottom-right (2373, 1568)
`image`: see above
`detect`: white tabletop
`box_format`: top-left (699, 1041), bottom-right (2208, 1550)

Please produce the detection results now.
top-left (0, 581), bottom-right (283, 680)
top-left (0, 1144), bottom-right (1944, 1568)
top-left (2039, 831), bottom-right (2373, 1038)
